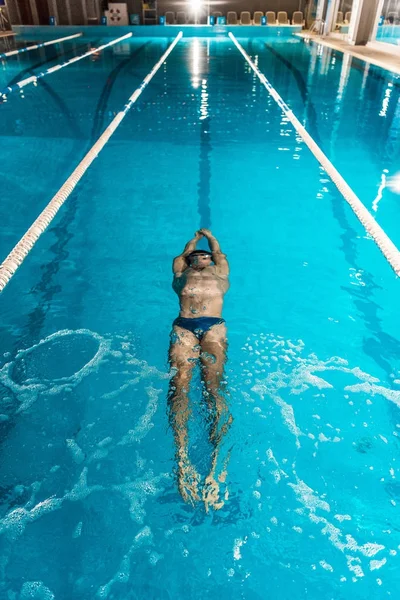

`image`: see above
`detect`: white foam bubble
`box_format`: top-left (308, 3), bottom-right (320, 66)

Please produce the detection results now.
top-left (334, 514), bottom-right (351, 522)
top-left (97, 437), bottom-right (113, 448)
top-left (252, 382), bottom-right (302, 448)
top-left (288, 479), bottom-right (330, 513)
top-left (118, 387), bottom-right (160, 446)
top-left (233, 537), bottom-right (245, 560)
top-left (266, 448), bottom-right (288, 483)
top-left (65, 467), bottom-right (103, 502)
top-left (345, 382), bottom-right (400, 407)
top-left (66, 439), bottom-right (85, 464)
top-left (149, 550), bottom-right (163, 565)
top-left (0, 495), bottom-right (63, 541)
top-left (73, 521), bottom-right (83, 538)
top-left (20, 581), bottom-right (55, 600)
top-left (96, 526), bottom-right (153, 598)
top-left (111, 471), bottom-right (168, 524)
top-left (359, 542), bottom-right (385, 558)
top-left (370, 558), bottom-right (387, 571)
top-left (319, 560), bottom-right (333, 572)
top-left (346, 555), bottom-right (364, 579)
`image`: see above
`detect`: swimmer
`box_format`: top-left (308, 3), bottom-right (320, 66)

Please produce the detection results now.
top-left (167, 229), bottom-right (233, 510)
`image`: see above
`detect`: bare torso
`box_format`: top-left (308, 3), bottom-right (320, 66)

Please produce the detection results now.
top-left (173, 266), bottom-right (229, 318)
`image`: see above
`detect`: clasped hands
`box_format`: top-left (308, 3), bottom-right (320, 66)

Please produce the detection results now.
top-left (194, 228), bottom-right (213, 240)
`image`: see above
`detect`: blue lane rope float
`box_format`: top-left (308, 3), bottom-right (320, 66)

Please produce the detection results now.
top-left (0, 32), bottom-right (183, 293)
top-left (229, 32), bottom-right (400, 278)
top-left (0, 32), bottom-right (83, 60)
top-left (1, 32), bottom-right (133, 99)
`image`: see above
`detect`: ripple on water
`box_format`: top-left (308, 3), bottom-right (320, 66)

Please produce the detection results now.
top-left (10, 329), bottom-right (103, 384)
top-left (0, 329), bottom-right (110, 414)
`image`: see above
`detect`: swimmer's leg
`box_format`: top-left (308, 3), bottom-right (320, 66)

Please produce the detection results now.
top-left (200, 323), bottom-right (233, 512)
top-left (168, 325), bottom-right (201, 505)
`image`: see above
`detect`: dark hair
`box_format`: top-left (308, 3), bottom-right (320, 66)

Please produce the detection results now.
top-left (186, 249), bottom-right (212, 265)
top-left (188, 250), bottom-right (212, 258)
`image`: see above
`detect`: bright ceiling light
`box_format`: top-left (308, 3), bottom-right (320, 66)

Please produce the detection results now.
top-left (189, 0), bottom-right (202, 11)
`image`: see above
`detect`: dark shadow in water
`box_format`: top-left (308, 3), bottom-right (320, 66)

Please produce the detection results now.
top-left (262, 42), bottom-right (323, 149)
top-left (329, 188), bottom-right (400, 442)
top-left (89, 41), bottom-right (151, 144)
top-left (328, 186), bottom-right (400, 417)
top-left (252, 40), bottom-right (400, 386)
top-left (244, 40), bottom-right (400, 420)
top-left (38, 77), bottom-right (84, 140)
top-left (304, 58), bottom-right (400, 384)
top-left (16, 42), bottom-right (150, 350)
top-left (197, 114), bottom-right (212, 229)
top-left (3, 40), bottom-right (97, 90)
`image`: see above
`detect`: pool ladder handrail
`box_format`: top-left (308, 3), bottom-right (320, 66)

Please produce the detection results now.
top-left (309, 19), bottom-right (325, 35)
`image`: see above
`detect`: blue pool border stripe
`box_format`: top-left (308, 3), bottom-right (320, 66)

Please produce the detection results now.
top-left (12, 24), bottom-right (302, 39)
top-left (0, 32), bottom-right (183, 292)
top-left (0, 32), bottom-right (82, 60)
top-left (1, 32), bottom-right (133, 99)
top-left (229, 32), bottom-right (400, 278)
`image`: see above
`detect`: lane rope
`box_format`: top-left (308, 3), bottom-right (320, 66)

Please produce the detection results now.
top-left (0, 32), bottom-right (183, 292)
top-left (229, 32), bottom-right (400, 277)
top-left (1, 32), bottom-right (133, 99)
top-left (0, 33), bottom-right (83, 60)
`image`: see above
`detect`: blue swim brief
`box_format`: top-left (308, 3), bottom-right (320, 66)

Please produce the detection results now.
top-left (173, 316), bottom-right (225, 340)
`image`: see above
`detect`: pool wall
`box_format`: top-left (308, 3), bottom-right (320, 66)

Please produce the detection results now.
top-left (12, 24), bottom-right (302, 38)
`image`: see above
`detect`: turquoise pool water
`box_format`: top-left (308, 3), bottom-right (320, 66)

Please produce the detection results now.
top-left (376, 25), bottom-right (400, 46)
top-left (0, 33), bottom-right (399, 599)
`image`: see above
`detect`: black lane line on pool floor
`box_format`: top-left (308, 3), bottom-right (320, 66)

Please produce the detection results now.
top-left (229, 33), bottom-right (400, 278)
top-left (16, 42), bottom-right (153, 348)
top-left (234, 37), bottom-right (400, 395)
top-left (261, 43), bottom-right (400, 380)
top-left (90, 41), bottom-right (152, 145)
top-left (3, 39), bottom-right (99, 94)
top-left (0, 32), bottom-right (182, 294)
top-left (261, 41), bottom-right (323, 149)
top-left (197, 106), bottom-right (212, 230)
top-left (259, 42), bottom-right (400, 379)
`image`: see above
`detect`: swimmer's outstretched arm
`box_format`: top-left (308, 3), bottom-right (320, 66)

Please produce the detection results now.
top-left (172, 231), bottom-right (203, 275)
top-left (199, 228), bottom-right (221, 252)
top-left (199, 229), bottom-right (229, 277)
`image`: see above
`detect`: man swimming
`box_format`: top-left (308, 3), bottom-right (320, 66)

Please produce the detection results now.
top-left (168, 228), bottom-right (232, 511)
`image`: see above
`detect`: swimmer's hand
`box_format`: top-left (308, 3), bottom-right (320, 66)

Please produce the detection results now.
top-left (199, 228), bottom-right (213, 238)
top-left (195, 230), bottom-right (204, 239)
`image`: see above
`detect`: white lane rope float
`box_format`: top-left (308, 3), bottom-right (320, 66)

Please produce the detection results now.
top-left (0, 32), bottom-right (83, 60)
top-left (0, 32), bottom-right (183, 292)
top-left (229, 32), bottom-right (400, 278)
top-left (1, 32), bottom-right (133, 99)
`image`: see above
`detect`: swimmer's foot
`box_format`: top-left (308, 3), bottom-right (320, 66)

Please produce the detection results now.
top-left (203, 471), bottom-right (229, 513)
top-left (177, 460), bottom-right (201, 506)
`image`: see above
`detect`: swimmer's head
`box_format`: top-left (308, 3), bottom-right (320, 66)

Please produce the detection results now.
top-left (187, 250), bottom-right (213, 269)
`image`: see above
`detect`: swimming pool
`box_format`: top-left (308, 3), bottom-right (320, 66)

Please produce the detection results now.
top-left (0, 31), bottom-right (399, 599)
top-left (376, 24), bottom-right (400, 46)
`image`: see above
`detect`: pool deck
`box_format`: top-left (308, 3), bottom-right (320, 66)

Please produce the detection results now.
top-left (0, 31), bottom-right (15, 38)
top-left (297, 31), bottom-right (400, 76)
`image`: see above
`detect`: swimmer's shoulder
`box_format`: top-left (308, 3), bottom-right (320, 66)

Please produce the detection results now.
top-left (209, 265), bottom-right (229, 280)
